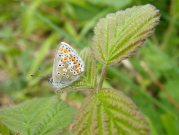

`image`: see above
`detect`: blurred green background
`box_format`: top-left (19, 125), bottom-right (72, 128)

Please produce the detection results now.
top-left (0, 0), bottom-right (179, 135)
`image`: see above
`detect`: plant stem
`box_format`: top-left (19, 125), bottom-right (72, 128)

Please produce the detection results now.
top-left (97, 64), bottom-right (107, 92)
top-left (161, 0), bottom-right (177, 50)
top-left (140, 61), bottom-right (179, 110)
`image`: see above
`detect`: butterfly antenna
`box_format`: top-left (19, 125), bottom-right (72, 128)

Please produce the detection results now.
top-left (29, 73), bottom-right (51, 79)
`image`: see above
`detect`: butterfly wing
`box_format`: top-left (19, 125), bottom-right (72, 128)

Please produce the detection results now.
top-left (52, 42), bottom-right (84, 88)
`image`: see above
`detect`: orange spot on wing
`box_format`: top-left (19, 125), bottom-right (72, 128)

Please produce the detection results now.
top-left (77, 69), bottom-right (80, 74)
top-left (77, 64), bottom-right (80, 68)
top-left (64, 57), bottom-right (67, 61)
top-left (59, 48), bottom-right (63, 52)
top-left (64, 49), bottom-right (67, 53)
top-left (73, 61), bottom-right (77, 64)
top-left (71, 57), bottom-right (75, 61)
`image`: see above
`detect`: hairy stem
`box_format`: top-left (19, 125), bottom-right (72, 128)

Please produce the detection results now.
top-left (97, 65), bottom-right (107, 92)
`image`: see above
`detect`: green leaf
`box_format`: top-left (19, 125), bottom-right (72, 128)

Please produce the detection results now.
top-left (92, 4), bottom-right (160, 65)
top-left (146, 118), bottom-right (159, 135)
top-left (0, 123), bottom-right (10, 135)
top-left (20, 0), bottom-right (44, 35)
top-left (164, 79), bottom-right (179, 103)
top-left (87, 0), bottom-right (132, 9)
top-left (72, 89), bottom-right (149, 135)
top-left (0, 96), bottom-right (75, 135)
top-left (74, 48), bottom-right (97, 89)
top-left (161, 113), bottom-right (179, 135)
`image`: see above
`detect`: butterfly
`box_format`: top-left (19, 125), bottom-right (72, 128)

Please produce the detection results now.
top-left (49, 42), bottom-right (85, 90)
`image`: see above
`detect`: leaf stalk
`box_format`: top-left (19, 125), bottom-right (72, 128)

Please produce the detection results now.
top-left (97, 64), bottom-right (107, 92)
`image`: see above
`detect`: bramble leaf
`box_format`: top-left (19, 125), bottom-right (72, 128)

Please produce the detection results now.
top-left (74, 48), bottom-right (97, 89)
top-left (92, 4), bottom-right (160, 65)
top-left (72, 89), bottom-right (149, 135)
top-left (0, 96), bottom-right (75, 135)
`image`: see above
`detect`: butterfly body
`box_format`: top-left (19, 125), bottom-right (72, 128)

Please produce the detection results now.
top-left (50, 42), bottom-right (84, 89)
